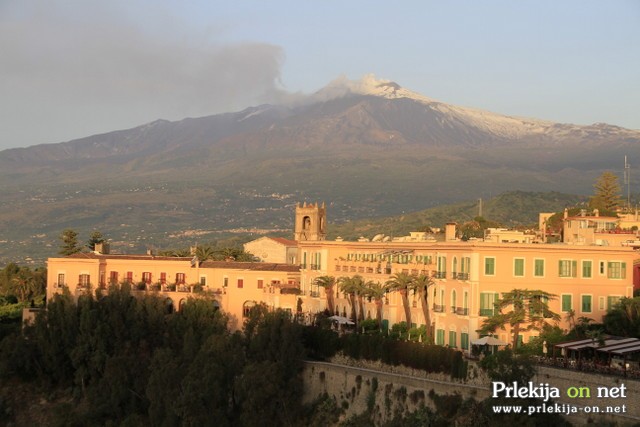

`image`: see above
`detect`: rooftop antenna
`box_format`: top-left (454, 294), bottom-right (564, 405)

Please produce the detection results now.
top-left (624, 156), bottom-right (631, 211)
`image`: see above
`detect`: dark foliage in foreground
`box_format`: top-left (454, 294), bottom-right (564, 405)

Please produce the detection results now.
top-left (0, 287), bottom-right (305, 426)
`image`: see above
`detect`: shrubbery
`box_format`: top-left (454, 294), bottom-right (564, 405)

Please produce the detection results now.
top-left (302, 325), bottom-right (467, 379)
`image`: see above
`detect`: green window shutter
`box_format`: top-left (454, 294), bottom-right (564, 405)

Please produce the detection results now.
top-left (622, 262), bottom-right (626, 279)
top-left (449, 331), bottom-right (457, 348)
top-left (582, 261), bottom-right (592, 278)
top-left (562, 295), bottom-right (572, 312)
top-left (514, 259), bottom-right (524, 276)
top-left (572, 260), bottom-right (577, 277)
top-left (582, 295), bottom-right (592, 313)
top-left (436, 329), bottom-right (445, 345)
top-left (461, 333), bottom-right (469, 350)
top-left (485, 258), bottom-right (495, 275)
top-left (534, 259), bottom-right (544, 276)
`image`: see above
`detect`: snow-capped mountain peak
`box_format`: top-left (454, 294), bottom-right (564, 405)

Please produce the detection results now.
top-left (312, 73), bottom-right (436, 104)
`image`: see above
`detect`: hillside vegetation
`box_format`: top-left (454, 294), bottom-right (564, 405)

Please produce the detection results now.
top-left (328, 191), bottom-right (586, 240)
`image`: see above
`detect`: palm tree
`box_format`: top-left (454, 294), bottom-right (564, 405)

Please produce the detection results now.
top-left (338, 275), bottom-right (363, 323)
top-left (363, 281), bottom-right (387, 327)
top-left (564, 308), bottom-right (576, 331)
top-left (313, 276), bottom-right (336, 314)
top-left (195, 245), bottom-right (216, 262)
top-left (409, 273), bottom-right (435, 343)
top-left (386, 272), bottom-right (414, 326)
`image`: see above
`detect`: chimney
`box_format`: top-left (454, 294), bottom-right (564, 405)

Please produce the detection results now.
top-left (94, 242), bottom-right (110, 254)
top-left (445, 222), bottom-right (457, 241)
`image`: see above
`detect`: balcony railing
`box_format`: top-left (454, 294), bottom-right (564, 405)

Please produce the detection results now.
top-left (455, 307), bottom-right (469, 316)
top-left (455, 273), bottom-right (470, 280)
top-left (434, 272), bottom-right (446, 279)
top-left (479, 308), bottom-right (495, 317)
top-left (432, 304), bottom-right (445, 313)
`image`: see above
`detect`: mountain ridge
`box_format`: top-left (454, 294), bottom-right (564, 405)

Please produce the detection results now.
top-left (0, 75), bottom-right (638, 264)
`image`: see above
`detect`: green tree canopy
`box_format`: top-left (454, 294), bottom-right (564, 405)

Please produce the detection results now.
top-left (590, 171), bottom-right (622, 211)
top-left (59, 229), bottom-right (81, 256)
top-left (477, 289), bottom-right (560, 349)
top-left (86, 231), bottom-right (105, 251)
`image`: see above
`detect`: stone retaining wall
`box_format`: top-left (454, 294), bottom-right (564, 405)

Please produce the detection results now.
top-left (303, 358), bottom-right (640, 425)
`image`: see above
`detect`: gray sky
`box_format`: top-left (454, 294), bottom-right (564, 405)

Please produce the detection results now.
top-left (1, 0), bottom-right (639, 150)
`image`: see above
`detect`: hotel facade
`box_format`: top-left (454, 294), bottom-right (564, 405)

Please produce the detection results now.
top-left (46, 203), bottom-right (640, 353)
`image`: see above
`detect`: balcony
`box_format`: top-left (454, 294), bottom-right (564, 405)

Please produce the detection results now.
top-left (455, 273), bottom-right (470, 281)
top-left (434, 272), bottom-right (446, 279)
top-left (455, 307), bottom-right (469, 316)
top-left (432, 304), bottom-right (445, 313)
top-left (479, 308), bottom-right (495, 317)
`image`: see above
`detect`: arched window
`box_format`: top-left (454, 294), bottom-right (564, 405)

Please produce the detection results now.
top-left (451, 290), bottom-right (457, 313)
top-left (243, 300), bottom-right (256, 318)
top-left (165, 298), bottom-right (174, 314)
top-left (178, 299), bottom-right (186, 312)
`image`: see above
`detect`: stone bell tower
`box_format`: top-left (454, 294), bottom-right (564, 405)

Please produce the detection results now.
top-left (294, 202), bottom-right (326, 241)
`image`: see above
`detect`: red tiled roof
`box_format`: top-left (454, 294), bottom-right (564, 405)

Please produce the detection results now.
top-left (200, 260), bottom-right (299, 272)
top-left (64, 252), bottom-right (191, 261)
top-left (268, 237), bottom-right (298, 246)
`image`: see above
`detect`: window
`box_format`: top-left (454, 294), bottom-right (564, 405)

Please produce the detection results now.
top-left (534, 259), bottom-right (544, 277)
top-left (581, 295), bottom-right (592, 313)
top-left (607, 262), bottom-right (626, 279)
top-left (57, 273), bottom-right (65, 287)
top-left (561, 294), bottom-right (572, 312)
top-left (514, 258), bottom-right (524, 277)
top-left (142, 272), bottom-right (152, 284)
top-left (109, 271), bottom-right (118, 284)
top-left (199, 276), bottom-right (206, 286)
top-left (437, 256), bottom-right (447, 278)
top-left (160, 272), bottom-right (167, 285)
top-left (78, 274), bottom-right (90, 287)
top-left (484, 258), bottom-right (495, 275)
top-left (582, 261), bottom-right (592, 278)
top-left (559, 260), bottom-right (577, 278)
top-left (257, 279), bottom-right (264, 289)
top-left (436, 329), bottom-right (445, 345)
top-left (126, 271), bottom-right (133, 283)
top-left (480, 292), bottom-right (499, 316)
top-left (238, 279), bottom-right (244, 288)
top-left (607, 296), bottom-right (622, 310)
top-left (243, 301), bottom-right (256, 317)
top-left (598, 297), bottom-right (605, 311)
top-left (451, 290), bottom-right (457, 311)
top-left (176, 273), bottom-right (185, 284)
top-left (599, 261), bottom-right (605, 275)
top-left (461, 332), bottom-right (469, 350)
top-left (449, 331), bottom-right (457, 348)
top-left (223, 277), bottom-right (229, 287)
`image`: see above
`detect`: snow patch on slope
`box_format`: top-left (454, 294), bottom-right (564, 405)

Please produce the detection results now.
top-left (313, 74), bottom-right (559, 139)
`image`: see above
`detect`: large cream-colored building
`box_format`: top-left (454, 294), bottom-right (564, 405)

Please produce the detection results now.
top-left (47, 252), bottom-right (300, 330)
top-left (46, 202), bottom-right (640, 351)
